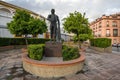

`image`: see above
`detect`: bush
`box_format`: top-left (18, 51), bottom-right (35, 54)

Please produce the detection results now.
top-left (28, 44), bottom-right (45, 60)
top-left (62, 45), bottom-right (80, 61)
top-left (0, 37), bottom-right (50, 46)
top-left (90, 38), bottom-right (111, 48)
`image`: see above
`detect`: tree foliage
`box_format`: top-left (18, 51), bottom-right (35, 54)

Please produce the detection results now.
top-left (63, 11), bottom-right (93, 48)
top-left (7, 9), bottom-right (47, 36)
top-left (29, 17), bottom-right (47, 35)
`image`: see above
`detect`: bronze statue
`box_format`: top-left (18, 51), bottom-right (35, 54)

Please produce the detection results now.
top-left (47, 9), bottom-right (61, 42)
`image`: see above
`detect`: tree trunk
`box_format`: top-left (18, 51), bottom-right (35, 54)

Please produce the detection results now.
top-left (77, 34), bottom-right (81, 49)
top-left (78, 40), bottom-right (81, 49)
top-left (25, 34), bottom-right (28, 48)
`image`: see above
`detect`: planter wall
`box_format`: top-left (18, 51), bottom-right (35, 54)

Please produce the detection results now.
top-left (90, 46), bottom-right (112, 53)
top-left (22, 53), bottom-right (85, 78)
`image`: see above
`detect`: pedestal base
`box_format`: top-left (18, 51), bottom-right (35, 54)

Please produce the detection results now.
top-left (45, 41), bottom-right (62, 57)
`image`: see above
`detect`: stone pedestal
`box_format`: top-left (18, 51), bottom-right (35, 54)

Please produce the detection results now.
top-left (45, 41), bottom-right (62, 57)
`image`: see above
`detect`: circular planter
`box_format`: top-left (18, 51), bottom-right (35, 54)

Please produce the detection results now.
top-left (22, 52), bottom-right (85, 78)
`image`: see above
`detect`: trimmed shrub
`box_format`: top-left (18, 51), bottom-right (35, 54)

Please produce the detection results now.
top-left (0, 38), bottom-right (50, 46)
top-left (62, 45), bottom-right (80, 61)
top-left (90, 38), bottom-right (111, 48)
top-left (28, 44), bottom-right (45, 60)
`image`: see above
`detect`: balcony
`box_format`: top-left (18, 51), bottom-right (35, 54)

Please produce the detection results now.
top-left (112, 25), bottom-right (117, 27)
top-left (106, 34), bottom-right (111, 37)
top-left (113, 34), bottom-right (118, 37)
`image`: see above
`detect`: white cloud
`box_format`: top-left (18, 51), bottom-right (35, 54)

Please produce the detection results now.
top-left (2, 0), bottom-right (120, 25)
top-left (105, 8), bottom-right (120, 15)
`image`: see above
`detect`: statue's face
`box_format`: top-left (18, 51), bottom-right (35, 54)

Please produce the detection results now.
top-left (51, 9), bottom-right (55, 14)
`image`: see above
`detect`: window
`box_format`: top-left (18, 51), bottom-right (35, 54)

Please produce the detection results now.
top-left (113, 29), bottom-right (118, 37)
top-left (98, 30), bottom-right (101, 37)
top-left (106, 29), bottom-right (110, 37)
top-left (112, 21), bottom-right (117, 27)
top-left (99, 22), bottom-right (102, 28)
top-left (0, 8), bottom-right (12, 17)
top-left (106, 21), bottom-right (109, 27)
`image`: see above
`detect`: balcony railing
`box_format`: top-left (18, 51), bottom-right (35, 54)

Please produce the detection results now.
top-left (113, 34), bottom-right (118, 37)
top-left (106, 34), bottom-right (111, 37)
top-left (112, 25), bottom-right (117, 27)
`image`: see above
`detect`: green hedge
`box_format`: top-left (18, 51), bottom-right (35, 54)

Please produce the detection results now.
top-left (62, 45), bottom-right (80, 61)
top-left (0, 38), bottom-right (11, 46)
top-left (0, 38), bottom-right (50, 46)
top-left (90, 38), bottom-right (111, 48)
top-left (28, 44), bottom-right (45, 60)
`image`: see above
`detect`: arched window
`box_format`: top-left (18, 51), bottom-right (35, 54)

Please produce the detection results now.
top-left (0, 8), bottom-right (12, 17)
top-left (0, 8), bottom-right (12, 26)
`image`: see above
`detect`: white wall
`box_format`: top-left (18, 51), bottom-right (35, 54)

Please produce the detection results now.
top-left (0, 28), bottom-right (13, 37)
top-left (0, 7), bottom-right (13, 38)
top-left (0, 6), bottom-right (49, 38)
top-left (0, 15), bottom-right (12, 27)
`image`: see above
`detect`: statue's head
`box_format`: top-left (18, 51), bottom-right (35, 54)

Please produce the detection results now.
top-left (51, 9), bottom-right (55, 14)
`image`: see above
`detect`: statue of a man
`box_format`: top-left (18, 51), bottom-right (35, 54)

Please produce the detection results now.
top-left (47, 9), bottom-right (61, 42)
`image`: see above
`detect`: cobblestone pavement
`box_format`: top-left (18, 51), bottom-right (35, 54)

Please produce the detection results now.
top-left (0, 48), bottom-right (120, 80)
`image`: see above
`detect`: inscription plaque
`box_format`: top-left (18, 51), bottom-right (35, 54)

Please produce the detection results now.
top-left (45, 41), bottom-right (62, 57)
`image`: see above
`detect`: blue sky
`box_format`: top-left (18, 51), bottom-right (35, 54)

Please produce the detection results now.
top-left (3, 0), bottom-right (120, 23)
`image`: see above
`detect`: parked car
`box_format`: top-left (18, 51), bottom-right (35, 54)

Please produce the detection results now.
top-left (112, 43), bottom-right (120, 47)
top-left (112, 43), bottom-right (117, 47)
top-left (117, 43), bottom-right (120, 47)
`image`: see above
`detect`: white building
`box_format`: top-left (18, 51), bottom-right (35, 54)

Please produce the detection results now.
top-left (0, 1), bottom-right (46, 38)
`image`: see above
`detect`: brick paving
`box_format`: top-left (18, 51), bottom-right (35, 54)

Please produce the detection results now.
top-left (0, 48), bottom-right (120, 80)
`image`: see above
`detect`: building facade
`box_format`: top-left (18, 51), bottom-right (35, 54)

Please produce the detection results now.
top-left (90, 13), bottom-right (120, 44)
top-left (0, 1), bottom-right (46, 38)
top-left (0, 1), bottom-right (73, 40)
